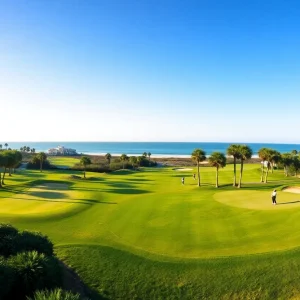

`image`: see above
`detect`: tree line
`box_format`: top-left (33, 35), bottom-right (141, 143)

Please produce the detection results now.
top-left (192, 145), bottom-right (300, 188)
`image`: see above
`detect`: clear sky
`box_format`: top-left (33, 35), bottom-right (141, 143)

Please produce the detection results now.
top-left (1, 0), bottom-right (300, 142)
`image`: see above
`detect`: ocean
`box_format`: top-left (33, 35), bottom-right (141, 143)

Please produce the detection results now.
top-left (3, 142), bottom-right (300, 157)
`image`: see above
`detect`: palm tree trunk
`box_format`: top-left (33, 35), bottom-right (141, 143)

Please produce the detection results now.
top-left (260, 163), bottom-right (264, 182)
top-left (83, 169), bottom-right (86, 179)
top-left (238, 159), bottom-right (244, 188)
top-left (216, 167), bottom-right (219, 188)
top-left (9, 168), bottom-right (12, 176)
top-left (2, 168), bottom-right (6, 185)
top-left (197, 162), bottom-right (200, 187)
top-left (271, 162), bottom-right (274, 173)
top-left (0, 171), bottom-right (2, 188)
top-left (265, 163), bottom-right (270, 183)
top-left (40, 159), bottom-right (43, 172)
top-left (233, 157), bottom-right (236, 186)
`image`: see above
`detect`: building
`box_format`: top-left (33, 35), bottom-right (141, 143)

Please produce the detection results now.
top-left (48, 146), bottom-right (77, 156)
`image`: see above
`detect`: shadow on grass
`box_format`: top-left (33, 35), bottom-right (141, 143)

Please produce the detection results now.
top-left (29, 191), bottom-right (66, 199)
top-left (277, 200), bottom-right (300, 205)
top-left (103, 188), bottom-right (151, 194)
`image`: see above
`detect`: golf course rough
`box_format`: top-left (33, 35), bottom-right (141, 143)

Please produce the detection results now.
top-left (2, 161), bottom-right (300, 299)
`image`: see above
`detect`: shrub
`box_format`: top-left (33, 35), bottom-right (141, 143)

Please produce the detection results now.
top-left (0, 224), bottom-right (19, 257)
top-left (0, 223), bottom-right (18, 237)
top-left (9, 251), bottom-right (62, 298)
top-left (0, 257), bottom-right (16, 299)
top-left (16, 231), bottom-right (54, 256)
top-left (27, 288), bottom-right (80, 300)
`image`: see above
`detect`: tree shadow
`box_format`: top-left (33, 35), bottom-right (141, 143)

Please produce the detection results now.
top-left (277, 200), bottom-right (300, 205)
top-left (29, 191), bottom-right (66, 199)
top-left (103, 188), bottom-right (150, 194)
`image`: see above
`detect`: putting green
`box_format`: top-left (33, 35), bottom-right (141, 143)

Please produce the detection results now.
top-left (0, 183), bottom-right (90, 216)
top-left (214, 189), bottom-right (300, 210)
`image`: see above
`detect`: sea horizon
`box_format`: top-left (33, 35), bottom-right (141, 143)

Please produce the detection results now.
top-left (2, 142), bottom-right (300, 158)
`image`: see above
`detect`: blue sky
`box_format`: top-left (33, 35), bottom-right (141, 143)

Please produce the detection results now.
top-left (1, 0), bottom-right (300, 142)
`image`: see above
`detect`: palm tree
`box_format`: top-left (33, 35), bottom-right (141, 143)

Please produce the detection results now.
top-left (0, 152), bottom-right (6, 187)
top-left (137, 156), bottom-right (143, 167)
top-left (129, 156), bottom-right (137, 169)
top-left (4, 143), bottom-right (8, 150)
top-left (148, 152), bottom-right (151, 161)
top-left (142, 152), bottom-right (147, 158)
top-left (270, 150), bottom-right (281, 173)
top-left (208, 152), bottom-right (226, 188)
top-left (291, 150), bottom-right (298, 156)
top-left (0, 144), bottom-right (2, 151)
top-left (191, 149), bottom-right (206, 187)
top-left (105, 153), bottom-right (112, 165)
top-left (281, 153), bottom-right (292, 177)
top-left (31, 148), bottom-right (36, 153)
top-left (293, 156), bottom-right (300, 176)
top-left (263, 148), bottom-right (274, 183)
top-left (80, 156), bottom-right (91, 179)
top-left (226, 144), bottom-right (241, 187)
top-left (37, 152), bottom-right (47, 172)
top-left (238, 145), bottom-right (252, 188)
top-left (26, 146), bottom-right (30, 153)
top-left (258, 148), bottom-right (268, 182)
top-left (120, 154), bottom-right (129, 169)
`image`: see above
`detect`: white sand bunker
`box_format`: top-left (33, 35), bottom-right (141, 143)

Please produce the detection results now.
top-left (283, 187), bottom-right (300, 194)
top-left (173, 168), bottom-right (193, 171)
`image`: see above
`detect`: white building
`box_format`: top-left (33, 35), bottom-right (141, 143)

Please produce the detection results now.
top-left (48, 146), bottom-right (77, 156)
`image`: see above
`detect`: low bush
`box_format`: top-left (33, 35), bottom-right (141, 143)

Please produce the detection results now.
top-left (9, 251), bottom-right (62, 299)
top-left (0, 257), bottom-right (16, 299)
top-left (0, 223), bottom-right (18, 237)
top-left (27, 288), bottom-right (80, 300)
top-left (0, 223), bottom-right (19, 257)
top-left (16, 231), bottom-right (54, 256)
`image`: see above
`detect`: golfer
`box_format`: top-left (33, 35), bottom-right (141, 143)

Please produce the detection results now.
top-left (182, 177), bottom-right (185, 185)
top-left (271, 189), bottom-right (277, 205)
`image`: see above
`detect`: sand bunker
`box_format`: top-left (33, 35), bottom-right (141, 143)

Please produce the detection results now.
top-left (173, 168), bottom-right (193, 171)
top-left (283, 187), bottom-right (300, 194)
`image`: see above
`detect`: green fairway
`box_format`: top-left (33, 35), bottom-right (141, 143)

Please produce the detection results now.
top-left (2, 165), bottom-right (300, 299)
top-left (48, 156), bottom-right (80, 168)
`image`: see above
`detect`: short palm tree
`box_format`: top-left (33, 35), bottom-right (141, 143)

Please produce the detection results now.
top-left (37, 152), bottom-right (47, 172)
top-left (208, 152), bottom-right (226, 188)
top-left (238, 145), bottom-right (252, 188)
top-left (4, 143), bottom-right (8, 150)
top-left (80, 156), bottom-right (91, 179)
top-left (120, 154), bottom-right (129, 169)
top-left (191, 148), bottom-right (206, 187)
top-left (105, 153), bottom-right (112, 165)
top-left (142, 152), bottom-right (147, 157)
top-left (226, 144), bottom-right (241, 187)
top-left (148, 152), bottom-right (151, 160)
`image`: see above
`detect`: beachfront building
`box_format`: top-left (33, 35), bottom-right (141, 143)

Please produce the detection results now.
top-left (48, 146), bottom-right (77, 156)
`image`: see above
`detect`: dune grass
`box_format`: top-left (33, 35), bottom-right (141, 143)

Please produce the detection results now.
top-left (1, 164), bottom-right (300, 298)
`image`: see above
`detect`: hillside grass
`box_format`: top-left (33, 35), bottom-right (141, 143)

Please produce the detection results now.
top-left (1, 164), bottom-right (300, 299)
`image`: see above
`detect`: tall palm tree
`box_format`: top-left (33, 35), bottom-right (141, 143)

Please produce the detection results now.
top-left (238, 145), bottom-right (252, 188)
top-left (191, 149), bottom-right (206, 187)
top-left (37, 152), bottom-right (47, 172)
top-left (120, 154), bottom-right (129, 169)
top-left (80, 156), bottom-right (91, 179)
top-left (142, 152), bottom-right (147, 158)
top-left (148, 152), bottom-right (151, 161)
top-left (226, 144), bottom-right (241, 187)
top-left (4, 143), bottom-right (8, 150)
top-left (258, 148), bottom-right (268, 182)
top-left (129, 156), bottom-right (137, 168)
top-left (0, 152), bottom-right (5, 187)
top-left (281, 153), bottom-right (292, 177)
top-left (208, 152), bottom-right (226, 188)
top-left (105, 153), bottom-right (112, 165)
top-left (270, 150), bottom-right (281, 173)
top-left (263, 148), bottom-right (274, 183)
